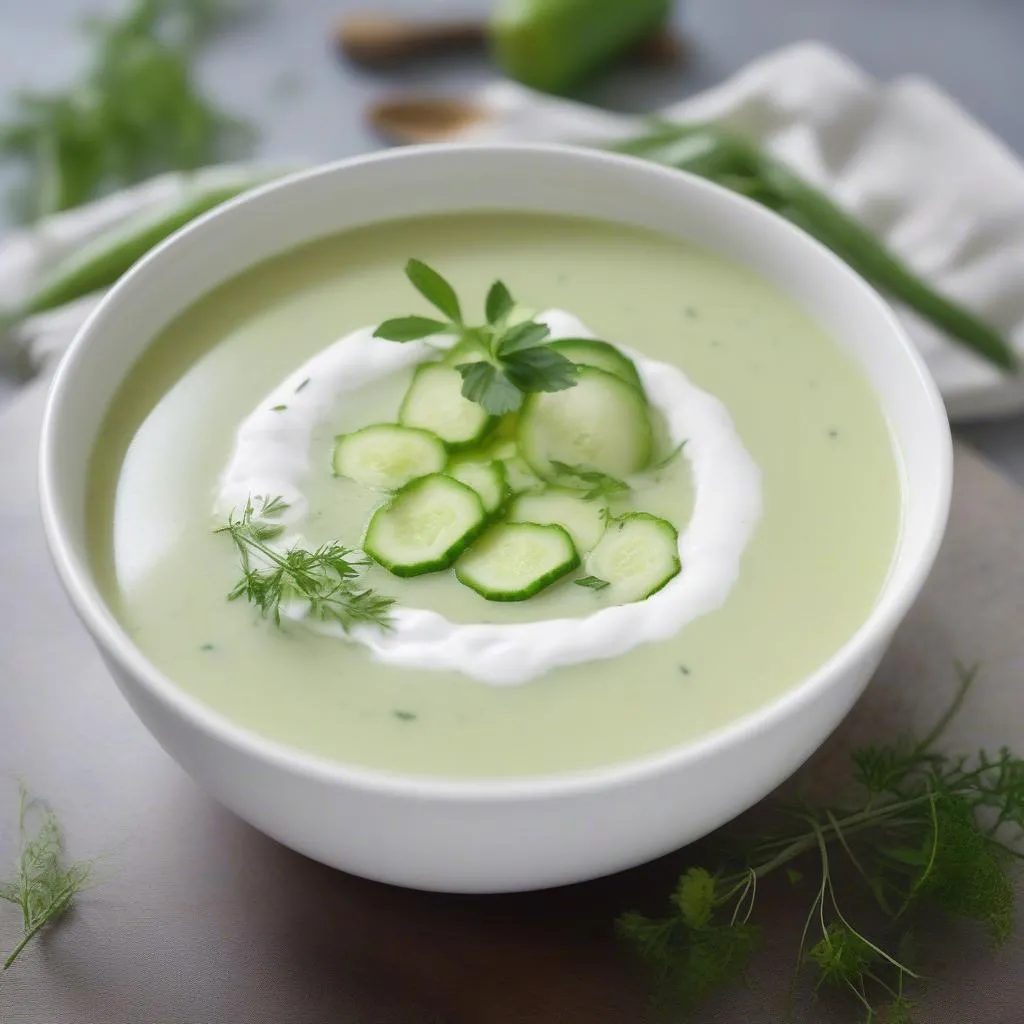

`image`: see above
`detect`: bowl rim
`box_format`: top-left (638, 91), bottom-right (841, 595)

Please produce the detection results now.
top-left (38, 142), bottom-right (954, 801)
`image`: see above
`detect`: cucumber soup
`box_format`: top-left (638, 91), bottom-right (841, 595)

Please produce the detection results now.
top-left (87, 212), bottom-right (901, 778)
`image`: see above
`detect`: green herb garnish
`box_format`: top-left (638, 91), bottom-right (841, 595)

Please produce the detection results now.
top-left (216, 495), bottom-right (394, 632)
top-left (374, 260), bottom-right (579, 416)
top-left (649, 440), bottom-right (688, 473)
top-left (0, 0), bottom-right (254, 224)
top-left (1, 785), bottom-right (92, 972)
top-left (549, 461), bottom-right (631, 501)
top-left (619, 665), bottom-right (1023, 1020)
top-left (575, 576), bottom-right (611, 591)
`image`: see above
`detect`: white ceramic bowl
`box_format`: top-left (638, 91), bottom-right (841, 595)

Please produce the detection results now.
top-left (39, 144), bottom-right (952, 893)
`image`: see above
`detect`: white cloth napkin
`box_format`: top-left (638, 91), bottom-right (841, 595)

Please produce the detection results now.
top-left (2, 42), bottom-right (1023, 420)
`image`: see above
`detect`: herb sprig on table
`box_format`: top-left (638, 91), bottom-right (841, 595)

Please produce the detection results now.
top-left (216, 495), bottom-right (394, 632)
top-left (620, 665), bottom-right (1023, 1021)
top-left (373, 259), bottom-right (580, 415)
top-left (0, 0), bottom-right (253, 223)
top-left (1, 785), bottom-right (92, 973)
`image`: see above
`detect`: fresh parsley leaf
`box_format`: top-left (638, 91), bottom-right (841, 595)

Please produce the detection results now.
top-left (499, 320), bottom-right (551, 354)
top-left (405, 259), bottom-right (462, 324)
top-left (485, 280), bottom-right (514, 325)
top-left (373, 316), bottom-right (450, 342)
top-left (378, 266), bottom-right (582, 416)
top-left (456, 362), bottom-right (523, 416)
top-left (502, 346), bottom-right (580, 393)
top-left (575, 576), bottom-right (610, 591)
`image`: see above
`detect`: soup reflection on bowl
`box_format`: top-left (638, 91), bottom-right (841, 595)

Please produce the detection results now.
top-left (40, 145), bottom-right (951, 892)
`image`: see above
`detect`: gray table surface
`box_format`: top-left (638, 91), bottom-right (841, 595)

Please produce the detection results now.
top-left (2, 0), bottom-right (1024, 487)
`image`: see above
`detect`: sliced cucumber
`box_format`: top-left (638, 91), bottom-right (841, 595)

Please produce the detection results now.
top-left (456, 523), bottom-right (580, 601)
top-left (502, 454), bottom-right (544, 494)
top-left (509, 487), bottom-right (607, 553)
top-left (587, 512), bottom-right (680, 604)
top-left (518, 365), bottom-right (653, 480)
top-left (446, 459), bottom-right (509, 515)
top-left (364, 474), bottom-right (487, 577)
top-left (549, 338), bottom-right (642, 389)
top-left (399, 363), bottom-right (494, 449)
top-left (332, 424), bottom-right (447, 491)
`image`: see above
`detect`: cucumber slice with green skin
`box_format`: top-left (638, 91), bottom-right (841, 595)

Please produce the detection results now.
top-left (446, 459), bottom-right (510, 515)
top-left (518, 365), bottom-right (653, 480)
top-left (502, 454), bottom-right (544, 494)
top-left (456, 522), bottom-right (580, 602)
top-left (332, 424), bottom-right (447, 491)
top-left (549, 339), bottom-right (642, 389)
top-left (586, 512), bottom-right (680, 604)
top-left (508, 487), bottom-right (607, 553)
top-left (364, 474), bottom-right (487, 577)
top-left (399, 363), bottom-right (495, 449)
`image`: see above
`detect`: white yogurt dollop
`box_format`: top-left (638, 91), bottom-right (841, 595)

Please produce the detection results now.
top-left (215, 313), bottom-right (762, 686)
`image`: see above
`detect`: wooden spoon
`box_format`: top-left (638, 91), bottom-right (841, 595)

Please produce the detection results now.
top-left (336, 14), bottom-right (685, 69)
top-left (367, 96), bottom-right (493, 144)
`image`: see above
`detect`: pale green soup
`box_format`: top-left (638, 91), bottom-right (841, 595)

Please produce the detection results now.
top-left (88, 213), bottom-right (901, 778)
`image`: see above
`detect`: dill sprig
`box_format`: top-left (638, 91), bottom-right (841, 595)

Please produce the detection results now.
top-left (0, 0), bottom-right (254, 223)
top-left (216, 495), bottom-right (394, 632)
top-left (549, 460), bottom-right (631, 501)
top-left (0, 785), bottom-right (92, 972)
top-left (619, 665), bottom-right (1024, 1021)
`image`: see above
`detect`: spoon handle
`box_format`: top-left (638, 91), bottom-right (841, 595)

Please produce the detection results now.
top-left (336, 16), bottom-right (487, 67)
top-left (336, 13), bottom-right (684, 69)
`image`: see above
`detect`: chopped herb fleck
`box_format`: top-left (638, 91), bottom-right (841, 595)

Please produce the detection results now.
top-left (679, 664), bottom-right (691, 676)
top-left (271, 404), bottom-right (287, 412)
top-left (684, 307), bottom-right (699, 319)
top-left (200, 643), bottom-right (216, 652)
top-left (392, 709), bottom-right (417, 722)
top-left (828, 429), bottom-right (840, 439)
top-left (295, 378), bottom-right (310, 393)
top-left (649, 440), bottom-right (687, 473)
top-left (575, 576), bottom-right (610, 591)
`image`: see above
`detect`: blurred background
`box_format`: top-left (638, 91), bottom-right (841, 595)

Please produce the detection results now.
top-left (1, 0), bottom-right (1023, 471)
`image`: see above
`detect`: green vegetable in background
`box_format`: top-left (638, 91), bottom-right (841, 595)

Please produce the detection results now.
top-left (0, 0), bottom-right (254, 224)
top-left (491, 0), bottom-right (673, 95)
top-left (620, 665), bottom-right (1024, 1021)
top-left (16, 169), bottom-right (284, 319)
top-left (614, 122), bottom-right (1017, 372)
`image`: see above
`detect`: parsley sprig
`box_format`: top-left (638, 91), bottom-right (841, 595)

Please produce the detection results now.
top-left (216, 495), bottom-right (394, 632)
top-left (619, 665), bottom-right (1024, 1021)
top-left (373, 260), bottom-right (579, 416)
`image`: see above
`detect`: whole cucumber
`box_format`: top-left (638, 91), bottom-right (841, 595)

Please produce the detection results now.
top-left (490, 0), bottom-right (673, 95)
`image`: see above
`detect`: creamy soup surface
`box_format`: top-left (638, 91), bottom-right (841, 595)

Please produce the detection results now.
top-left (88, 212), bottom-right (901, 778)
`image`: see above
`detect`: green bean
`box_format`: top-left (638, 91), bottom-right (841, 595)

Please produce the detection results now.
top-left (614, 124), bottom-right (1017, 372)
top-left (18, 176), bottom-right (277, 318)
top-left (758, 159), bottom-right (1017, 371)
